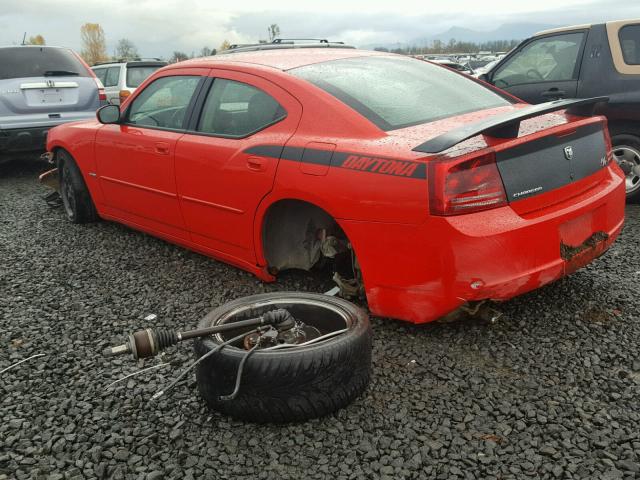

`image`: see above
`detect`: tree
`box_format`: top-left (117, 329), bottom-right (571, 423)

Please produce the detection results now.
top-left (267, 24), bottom-right (280, 42)
top-left (80, 23), bottom-right (108, 65)
top-left (27, 35), bottom-right (45, 45)
top-left (169, 51), bottom-right (189, 63)
top-left (219, 40), bottom-right (231, 51)
top-left (116, 38), bottom-right (139, 60)
top-left (199, 46), bottom-right (213, 57)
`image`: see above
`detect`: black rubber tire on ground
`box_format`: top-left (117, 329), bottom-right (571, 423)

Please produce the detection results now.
top-left (194, 292), bottom-right (372, 423)
top-left (611, 133), bottom-right (640, 203)
top-left (57, 149), bottom-right (98, 223)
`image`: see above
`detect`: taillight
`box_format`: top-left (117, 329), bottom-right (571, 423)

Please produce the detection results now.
top-left (119, 89), bottom-right (131, 104)
top-left (94, 78), bottom-right (106, 102)
top-left (602, 123), bottom-right (614, 166)
top-left (429, 150), bottom-right (507, 216)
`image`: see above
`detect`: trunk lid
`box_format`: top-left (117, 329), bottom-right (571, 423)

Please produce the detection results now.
top-left (494, 119), bottom-right (610, 213)
top-left (394, 98), bottom-right (612, 216)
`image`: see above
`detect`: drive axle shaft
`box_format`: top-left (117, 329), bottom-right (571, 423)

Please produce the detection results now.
top-left (103, 309), bottom-right (295, 360)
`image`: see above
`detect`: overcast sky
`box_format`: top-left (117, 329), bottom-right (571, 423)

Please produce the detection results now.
top-left (1, 0), bottom-right (638, 57)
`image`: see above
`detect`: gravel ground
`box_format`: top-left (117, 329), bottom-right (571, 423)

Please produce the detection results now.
top-left (1, 159), bottom-right (639, 480)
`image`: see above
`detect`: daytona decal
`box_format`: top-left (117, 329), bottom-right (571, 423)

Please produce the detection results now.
top-left (244, 145), bottom-right (426, 179)
top-left (337, 154), bottom-right (421, 178)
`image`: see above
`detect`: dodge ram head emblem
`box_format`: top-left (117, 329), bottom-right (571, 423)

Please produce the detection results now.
top-left (564, 146), bottom-right (574, 161)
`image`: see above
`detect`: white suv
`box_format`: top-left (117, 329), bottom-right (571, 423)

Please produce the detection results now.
top-left (92, 60), bottom-right (167, 105)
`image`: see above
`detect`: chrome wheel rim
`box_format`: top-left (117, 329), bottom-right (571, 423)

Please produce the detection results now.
top-left (613, 145), bottom-right (640, 195)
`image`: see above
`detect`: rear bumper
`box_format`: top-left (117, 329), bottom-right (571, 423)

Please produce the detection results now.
top-left (0, 111), bottom-right (97, 155)
top-left (0, 126), bottom-right (51, 155)
top-left (341, 165), bottom-right (626, 323)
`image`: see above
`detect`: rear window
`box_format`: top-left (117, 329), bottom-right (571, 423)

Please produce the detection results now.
top-left (619, 25), bottom-right (640, 65)
top-left (290, 56), bottom-right (511, 131)
top-left (126, 65), bottom-right (164, 88)
top-left (0, 47), bottom-right (90, 80)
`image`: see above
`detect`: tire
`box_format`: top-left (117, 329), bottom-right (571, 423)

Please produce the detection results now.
top-left (194, 292), bottom-right (372, 423)
top-left (57, 150), bottom-right (98, 223)
top-left (611, 133), bottom-right (640, 202)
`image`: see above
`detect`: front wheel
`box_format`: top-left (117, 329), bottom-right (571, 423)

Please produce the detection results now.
top-left (611, 134), bottom-right (640, 202)
top-left (57, 150), bottom-right (98, 223)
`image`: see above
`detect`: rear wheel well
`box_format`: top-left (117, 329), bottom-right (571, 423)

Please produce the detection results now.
top-left (608, 120), bottom-right (640, 138)
top-left (262, 200), bottom-right (350, 273)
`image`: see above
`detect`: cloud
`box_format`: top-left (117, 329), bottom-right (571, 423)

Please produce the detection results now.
top-left (1, 0), bottom-right (639, 57)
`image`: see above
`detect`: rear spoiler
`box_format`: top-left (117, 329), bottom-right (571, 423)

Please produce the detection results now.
top-left (412, 97), bottom-right (609, 154)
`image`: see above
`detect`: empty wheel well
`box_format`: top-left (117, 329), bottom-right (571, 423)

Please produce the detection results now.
top-left (608, 121), bottom-right (640, 138)
top-left (262, 200), bottom-right (349, 273)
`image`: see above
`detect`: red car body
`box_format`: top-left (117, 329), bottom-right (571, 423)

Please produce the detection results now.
top-left (46, 49), bottom-right (626, 323)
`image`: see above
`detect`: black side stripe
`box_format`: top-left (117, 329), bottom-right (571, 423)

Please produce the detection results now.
top-left (244, 145), bottom-right (426, 179)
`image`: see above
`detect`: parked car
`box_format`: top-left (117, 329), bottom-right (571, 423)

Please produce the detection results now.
top-left (45, 47), bottom-right (625, 323)
top-left (0, 45), bottom-right (105, 162)
top-left (429, 59), bottom-right (474, 75)
top-left (473, 59), bottom-right (500, 77)
top-left (479, 19), bottom-right (640, 200)
top-left (92, 60), bottom-right (167, 105)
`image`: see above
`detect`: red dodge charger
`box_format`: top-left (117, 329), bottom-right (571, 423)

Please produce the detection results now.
top-left (46, 47), bottom-right (625, 323)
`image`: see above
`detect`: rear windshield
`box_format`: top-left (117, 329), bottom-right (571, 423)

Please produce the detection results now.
top-left (290, 56), bottom-right (511, 131)
top-left (0, 47), bottom-right (90, 80)
top-left (126, 65), bottom-right (163, 88)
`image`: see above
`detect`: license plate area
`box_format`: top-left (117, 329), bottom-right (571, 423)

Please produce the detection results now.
top-left (559, 206), bottom-right (609, 273)
top-left (21, 81), bottom-right (79, 107)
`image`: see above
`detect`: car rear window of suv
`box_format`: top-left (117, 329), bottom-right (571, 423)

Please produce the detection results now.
top-left (126, 65), bottom-right (164, 88)
top-left (0, 47), bottom-right (90, 80)
top-left (289, 56), bottom-right (512, 131)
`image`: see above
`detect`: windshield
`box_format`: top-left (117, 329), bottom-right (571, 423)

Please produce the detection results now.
top-left (126, 65), bottom-right (164, 88)
top-left (0, 47), bottom-right (90, 80)
top-left (290, 56), bottom-right (511, 131)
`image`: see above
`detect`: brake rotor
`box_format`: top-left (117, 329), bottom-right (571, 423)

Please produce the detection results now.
top-left (243, 323), bottom-right (322, 350)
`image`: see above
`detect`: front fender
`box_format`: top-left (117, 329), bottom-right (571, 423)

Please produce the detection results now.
top-left (46, 120), bottom-right (103, 205)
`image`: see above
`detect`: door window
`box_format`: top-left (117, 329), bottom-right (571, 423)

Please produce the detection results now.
top-left (197, 79), bottom-right (286, 137)
top-left (127, 75), bottom-right (201, 130)
top-left (104, 67), bottom-right (121, 87)
top-left (619, 25), bottom-right (640, 65)
top-left (492, 33), bottom-right (584, 87)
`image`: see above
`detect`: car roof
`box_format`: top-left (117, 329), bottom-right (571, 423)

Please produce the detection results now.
top-left (0, 45), bottom-right (69, 50)
top-left (92, 61), bottom-right (167, 67)
top-left (174, 48), bottom-right (392, 71)
top-left (535, 24), bottom-right (593, 36)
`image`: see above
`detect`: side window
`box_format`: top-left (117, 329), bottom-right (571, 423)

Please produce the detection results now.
top-left (197, 79), bottom-right (286, 137)
top-left (619, 25), bottom-right (640, 65)
top-left (93, 68), bottom-right (107, 85)
top-left (104, 67), bottom-right (121, 87)
top-left (127, 75), bottom-right (201, 130)
top-left (493, 33), bottom-right (584, 87)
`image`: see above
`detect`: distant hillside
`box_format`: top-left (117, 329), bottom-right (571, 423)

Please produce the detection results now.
top-left (423, 22), bottom-right (557, 43)
top-left (361, 22), bottom-right (557, 50)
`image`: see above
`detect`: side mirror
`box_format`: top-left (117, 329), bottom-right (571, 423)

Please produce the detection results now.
top-left (478, 73), bottom-right (488, 82)
top-left (97, 104), bottom-right (121, 124)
